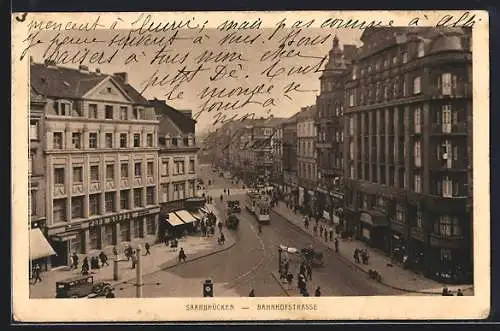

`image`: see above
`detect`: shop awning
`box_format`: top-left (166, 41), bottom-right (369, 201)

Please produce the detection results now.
top-left (166, 213), bottom-right (185, 227)
top-left (30, 228), bottom-right (56, 260)
top-left (359, 210), bottom-right (388, 227)
top-left (175, 210), bottom-right (197, 224)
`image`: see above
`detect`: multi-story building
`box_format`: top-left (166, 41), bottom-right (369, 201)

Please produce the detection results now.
top-left (343, 27), bottom-right (472, 283)
top-left (31, 62), bottom-right (161, 267)
top-left (150, 100), bottom-right (200, 238)
top-left (29, 86), bottom-right (53, 271)
top-left (297, 106), bottom-right (318, 215)
top-left (282, 112), bottom-right (299, 206)
top-left (315, 36), bottom-right (356, 228)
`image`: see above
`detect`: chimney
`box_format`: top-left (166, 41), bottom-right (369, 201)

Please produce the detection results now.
top-left (79, 65), bottom-right (89, 72)
top-left (113, 72), bottom-right (128, 84)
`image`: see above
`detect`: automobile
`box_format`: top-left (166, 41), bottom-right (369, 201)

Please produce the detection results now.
top-left (227, 200), bottom-right (241, 213)
top-left (301, 247), bottom-right (325, 267)
top-left (225, 214), bottom-right (240, 230)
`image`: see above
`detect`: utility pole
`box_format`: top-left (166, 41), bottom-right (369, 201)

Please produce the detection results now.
top-left (136, 246), bottom-right (143, 298)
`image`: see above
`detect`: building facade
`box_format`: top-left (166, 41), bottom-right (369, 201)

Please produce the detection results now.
top-left (282, 113), bottom-right (299, 206)
top-left (343, 27), bottom-right (472, 283)
top-left (31, 62), bottom-right (161, 267)
top-left (150, 100), bottom-right (200, 238)
top-left (297, 106), bottom-right (318, 215)
top-left (315, 36), bottom-right (356, 228)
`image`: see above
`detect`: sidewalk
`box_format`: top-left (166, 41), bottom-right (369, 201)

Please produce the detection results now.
top-left (272, 201), bottom-right (474, 296)
top-left (30, 203), bottom-right (236, 299)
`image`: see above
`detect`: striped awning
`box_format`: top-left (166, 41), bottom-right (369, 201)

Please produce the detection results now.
top-left (175, 210), bottom-right (197, 224)
top-left (166, 212), bottom-right (185, 227)
top-left (30, 228), bottom-right (56, 260)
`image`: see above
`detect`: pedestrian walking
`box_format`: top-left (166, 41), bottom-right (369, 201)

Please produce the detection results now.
top-left (144, 242), bottom-right (151, 255)
top-left (99, 251), bottom-right (109, 266)
top-left (178, 248), bottom-right (187, 263)
top-left (131, 251), bottom-right (137, 269)
top-left (82, 257), bottom-right (90, 275)
top-left (334, 238), bottom-right (339, 252)
top-left (32, 264), bottom-right (42, 284)
top-left (315, 286), bottom-right (321, 297)
top-left (71, 252), bottom-right (79, 269)
top-left (306, 264), bottom-right (312, 281)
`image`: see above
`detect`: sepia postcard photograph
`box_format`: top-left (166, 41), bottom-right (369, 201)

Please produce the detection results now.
top-left (11, 10), bottom-right (490, 322)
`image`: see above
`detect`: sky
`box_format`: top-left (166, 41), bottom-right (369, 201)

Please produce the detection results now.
top-left (27, 27), bottom-right (363, 135)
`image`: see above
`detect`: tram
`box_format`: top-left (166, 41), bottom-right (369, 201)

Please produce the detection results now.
top-left (245, 190), bottom-right (271, 224)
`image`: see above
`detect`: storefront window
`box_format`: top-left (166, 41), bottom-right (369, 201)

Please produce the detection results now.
top-left (70, 233), bottom-right (83, 254)
top-left (146, 216), bottom-right (156, 235)
top-left (133, 219), bottom-right (143, 238)
top-left (103, 224), bottom-right (114, 247)
top-left (89, 226), bottom-right (101, 250)
top-left (121, 221), bottom-right (130, 242)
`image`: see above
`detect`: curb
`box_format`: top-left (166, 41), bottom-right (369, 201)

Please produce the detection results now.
top-left (111, 238), bottom-right (237, 289)
top-left (271, 208), bottom-right (472, 295)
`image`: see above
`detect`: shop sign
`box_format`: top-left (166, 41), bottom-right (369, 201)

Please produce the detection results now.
top-left (88, 212), bottom-right (132, 227)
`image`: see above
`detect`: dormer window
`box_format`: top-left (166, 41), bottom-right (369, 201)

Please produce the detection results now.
top-left (53, 100), bottom-right (72, 116)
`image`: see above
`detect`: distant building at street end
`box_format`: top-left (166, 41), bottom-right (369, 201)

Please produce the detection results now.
top-left (149, 99), bottom-right (202, 239)
top-left (297, 105), bottom-right (318, 216)
top-left (30, 62), bottom-right (160, 268)
top-left (343, 27), bottom-right (472, 284)
top-left (315, 36), bottom-right (356, 229)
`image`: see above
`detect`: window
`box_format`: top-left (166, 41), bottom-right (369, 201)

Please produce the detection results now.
top-left (147, 162), bottom-right (154, 177)
top-left (413, 76), bottom-right (421, 94)
top-left (53, 199), bottom-right (66, 223)
top-left (435, 215), bottom-right (462, 237)
top-left (441, 73), bottom-right (452, 95)
top-left (414, 107), bottom-right (421, 133)
top-left (161, 160), bottom-right (169, 176)
top-left (120, 163), bottom-right (128, 179)
top-left (53, 132), bottom-right (63, 149)
top-left (146, 187), bottom-right (155, 205)
top-left (414, 141), bottom-right (421, 167)
top-left (71, 196), bottom-right (84, 219)
top-left (120, 106), bottom-right (128, 120)
top-left (133, 134), bottom-right (141, 147)
top-left (120, 133), bottom-right (127, 148)
top-left (72, 166), bottom-right (83, 183)
top-left (105, 105), bottom-right (113, 119)
top-left (147, 134), bottom-right (153, 147)
top-left (402, 51), bottom-right (408, 64)
top-left (134, 162), bottom-right (142, 177)
top-left (414, 174), bottom-right (421, 193)
top-left (174, 160), bottom-right (185, 175)
top-left (418, 41), bottom-right (425, 57)
top-left (89, 194), bottom-right (100, 216)
top-left (161, 183), bottom-right (169, 202)
top-left (442, 176), bottom-right (453, 197)
top-left (134, 188), bottom-right (142, 207)
top-left (120, 190), bottom-right (130, 209)
top-left (105, 192), bottom-right (115, 212)
top-left (88, 104), bottom-right (98, 118)
top-left (89, 133), bottom-right (98, 148)
top-left (105, 133), bottom-right (113, 148)
top-left (72, 132), bottom-right (82, 149)
top-left (30, 121), bottom-right (39, 140)
top-left (106, 164), bottom-right (114, 181)
top-left (90, 165), bottom-right (99, 181)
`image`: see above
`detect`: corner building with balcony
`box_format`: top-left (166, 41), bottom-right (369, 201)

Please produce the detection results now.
top-left (31, 62), bottom-right (160, 267)
top-left (343, 28), bottom-right (472, 284)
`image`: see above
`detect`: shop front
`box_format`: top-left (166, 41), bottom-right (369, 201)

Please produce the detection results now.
top-left (48, 207), bottom-right (160, 266)
top-left (359, 211), bottom-right (389, 251)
